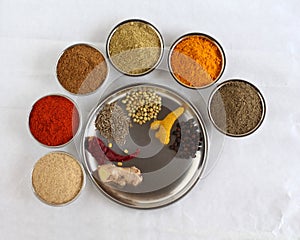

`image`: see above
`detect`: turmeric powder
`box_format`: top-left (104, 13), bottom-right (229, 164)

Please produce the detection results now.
top-left (150, 107), bottom-right (184, 145)
top-left (170, 34), bottom-right (224, 88)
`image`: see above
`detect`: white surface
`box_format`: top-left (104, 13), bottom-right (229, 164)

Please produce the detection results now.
top-left (1, 0), bottom-right (300, 239)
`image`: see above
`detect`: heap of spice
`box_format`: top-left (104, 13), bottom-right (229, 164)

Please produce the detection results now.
top-left (169, 119), bottom-right (203, 159)
top-left (29, 95), bottom-right (80, 147)
top-left (32, 152), bottom-right (84, 206)
top-left (95, 102), bottom-right (130, 145)
top-left (107, 20), bottom-right (163, 75)
top-left (122, 88), bottom-right (162, 125)
top-left (209, 80), bottom-right (265, 136)
top-left (56, 44), bottom-right (108, 95)
top-left (169, 34), bottom-right (224, 88)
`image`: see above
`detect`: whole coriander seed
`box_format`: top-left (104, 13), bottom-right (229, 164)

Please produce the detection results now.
top-left (122, 88), bottom-right (162, 125)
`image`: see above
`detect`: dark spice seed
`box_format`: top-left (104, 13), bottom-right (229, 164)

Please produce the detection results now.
top-left (169, 119), bottom-right (203, 159)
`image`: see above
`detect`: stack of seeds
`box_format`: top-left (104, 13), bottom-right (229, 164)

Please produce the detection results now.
top-left (122, 88), bottom-right (162, 125)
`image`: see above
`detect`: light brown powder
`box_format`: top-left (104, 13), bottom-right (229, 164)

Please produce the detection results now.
top-left (32, 152), bottom-right (84, 206)
top-left (108, 21), bottom-right (162, 75)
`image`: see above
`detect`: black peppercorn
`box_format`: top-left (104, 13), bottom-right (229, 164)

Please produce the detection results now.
top-left (169, 119), bottom-right (203, 159)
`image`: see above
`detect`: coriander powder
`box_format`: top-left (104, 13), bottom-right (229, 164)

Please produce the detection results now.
top-left (107, 20), bottom-right (163, 75)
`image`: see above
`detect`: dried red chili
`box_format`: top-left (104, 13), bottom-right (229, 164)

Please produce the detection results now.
top-left (85, 136), bottom-right (140, 165)
top-left (29, 95), bottom-right (80, 146)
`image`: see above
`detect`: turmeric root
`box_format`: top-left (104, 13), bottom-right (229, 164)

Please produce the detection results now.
top-left (150, 106), bottom-right (184, 145)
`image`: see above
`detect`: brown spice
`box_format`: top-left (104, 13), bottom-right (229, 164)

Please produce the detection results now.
top-left (209, 80), bottom-right (264, 136)
top-left (170, 34), bottom-right (224, 88)
top-left (56, 44), bottom-right (108, 94)
top-left (32, 152), bottom-right (84, 205)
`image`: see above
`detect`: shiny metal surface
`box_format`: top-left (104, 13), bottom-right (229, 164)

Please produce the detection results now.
top-left (81, 83), bottom-right (208, 209)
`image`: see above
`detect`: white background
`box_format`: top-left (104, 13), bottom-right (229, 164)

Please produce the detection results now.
top-left (1, 0), bottom-right (299, 239)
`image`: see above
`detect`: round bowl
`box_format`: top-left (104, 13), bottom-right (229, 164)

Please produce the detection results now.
top-left (56, 43), bottom-right (108, 95)
top-left (28, 94), bottom-right (81, 147)
top-left (168, 33), bottom-right (226, 89)
top-left (31, 151), bottom-right (85, 206)
top-left (106, 19), bottom-right (164, 76)
top-left (81, 83), bottom-right (208, 209)
top-left (208, 79), bottom-right (266, 137)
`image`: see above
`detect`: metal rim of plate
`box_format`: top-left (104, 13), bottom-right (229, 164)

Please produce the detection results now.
top-left (80, 83), bottom-right (208, 209)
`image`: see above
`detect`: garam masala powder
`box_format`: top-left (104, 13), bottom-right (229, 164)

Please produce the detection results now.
top-left (56, 44), bottom-right (108, 95)
top-left (209, 80), bottom-right (265, 136)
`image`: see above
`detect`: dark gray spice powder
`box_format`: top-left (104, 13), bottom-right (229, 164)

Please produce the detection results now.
top-left (209, 80), bottom-right (264, 136)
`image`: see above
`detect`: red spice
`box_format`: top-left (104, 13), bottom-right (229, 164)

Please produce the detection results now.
top-left (29, 95), bottom-right (80, 146)
top-left (85, 136), bottom-right (140, 165)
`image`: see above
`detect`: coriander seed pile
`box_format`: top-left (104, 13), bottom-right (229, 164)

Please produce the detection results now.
top-left (122, 88), bottom-right (162, 125)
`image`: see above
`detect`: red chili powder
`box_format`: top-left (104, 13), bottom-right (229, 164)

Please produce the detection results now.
top-left (29, 95), bottom-right (80, 146)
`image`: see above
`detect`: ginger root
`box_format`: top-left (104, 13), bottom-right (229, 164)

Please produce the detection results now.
top-left (97, 164), bottom-right (143, 187)
top-left (150, 106), bottom-right (184, 145)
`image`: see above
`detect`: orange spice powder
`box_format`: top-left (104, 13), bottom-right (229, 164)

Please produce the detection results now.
top-left (170, 35), bottom-right (223, 88)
